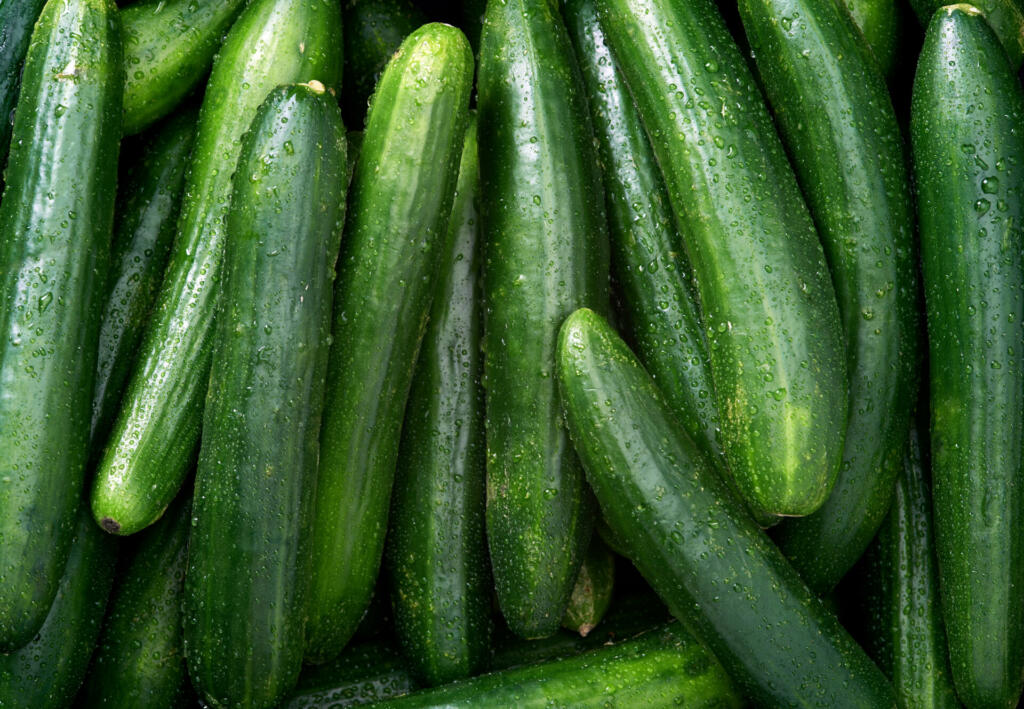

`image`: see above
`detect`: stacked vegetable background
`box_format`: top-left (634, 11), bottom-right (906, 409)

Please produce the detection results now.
top-left (0, 0), bottom-right (1021, 704)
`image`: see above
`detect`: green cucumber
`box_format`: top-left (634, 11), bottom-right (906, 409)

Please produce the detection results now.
top-left (560, 535), bottom-right (614, 637)
top-left (0, 0), bottom-right (121, 650)
top-left (279, 641), bottom-right (419, 709)
top-left (306, 23), bottom-right (473, 664)
top-left (911, 6), bottom-right (1024, 706)
top-left (386, 115), bottom-right (491, 686)
top-left (841, 0), bottom-right (901, 75)
top-left (556, 308), bottom-right (895, 706)
top-left (737, 0), bottom-right (918, 593)
top-left (0, 0), bottom-right (47, 173)
top-left (595, 0), bottom-right (848, 520)
top-left (79, 493), bottom-right (192, 708)
top-left (184, 81), bottom-right (347, 709)
top-left (0, 506), bottom-right (118, 708)
top-left (477, 0), bottom-right (609, 639)
top-left (908, 0), bottom-right (1024, 68)
top-left (90, 0), bottom-right (342, 537)
top-left (119, 0), bottom-right (247, 135)
top-left (90, 107), bottom-right (197, 451)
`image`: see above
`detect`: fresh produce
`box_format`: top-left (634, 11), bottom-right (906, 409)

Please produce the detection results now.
top-left (0, 0), bottom-right (47, 173)
top-left (560, 536), bottom-right (614, 637)
top-left (908, 0), bottom-right (1024, 68)
top-left (841, 0), bottom-right (901, 75)
top-left (279, 640), bottom-right (419, 709)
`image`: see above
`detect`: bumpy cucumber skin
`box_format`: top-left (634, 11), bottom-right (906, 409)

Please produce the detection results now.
top-left (80, 494), bottom-right (192, 708)
top-left (738, 0), bottom-right (918, 593)
top-left (911, 7), bottom-right (1024, 707)
top-left (0, 0), bottom-right (121, 650)
top-left (90, 108), bottom-right (196, 451)
top-left (0, 506), bottom-right (117, 708)
top-left (0, 0), bottom-right (47, 170)
top-left (306, 23), bottom-right (474, 665)
top-left (477, 0), bottom-right (609, 639)
top-left (841, 0), bottom-right (901, 75)
top-left (386, 116), bottom-right (492, 686)
top-left (557, 308), bottom-right (896, 707)
top-left (90, 0), bottom-right (342, 537)
top-left (120, 0), bottom-right (247, 135)
top-left (909, 0), bottom-right (1024, 68)
top-left (560, 535), bottom-right (614, 637)
top-left (184, 83), bottom-right (347, 709)
top-left (595, 0), bottom-right (848, 519)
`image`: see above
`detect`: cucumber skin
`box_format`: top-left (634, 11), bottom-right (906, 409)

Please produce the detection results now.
top-left (306, 23), bottom-right (474, 665)
top-left (560, 535), bottom-right (614, 637)
top-left (908, 0), bottom-right (1024, 68)
top-left (0, 0), bottom-right (47, 169)
top-left (840, 0), bottom-right (901, 75)
top-left (477, 0), bottom-right (609, 639)
top-left (90, 108), bottom-right (197, 451)
top-left (595, 0), bottom-right (848, 519)
top-left (279, 641), bottom-right (419, 709)
top-left (90, 0), bottom-right (343, 537)
top-left (911, 7), bottom-right (1024, 707)
top-left (0, 506), bottom-right (118, 708)
top-left (738, 0), bottom-right (918, 593)
top-left (557, 308), bottom-right (895, 707)
top-left (386, 116), bottom-right (492, 686)
top-left (80, 494), bottom-right (193, 708)
top-left (184, 83), bottom-right (347, 709)
top-left (0, 0), bottom-right (121, 650)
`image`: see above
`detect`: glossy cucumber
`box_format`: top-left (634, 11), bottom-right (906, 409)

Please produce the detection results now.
top-left (911, 6), bottom-right (1024, 706)
top-left (841, 0), bottom-right (901, 75)
top-left (556, 308), bottom-right (895, 707)
top-left (738, 0), bottom-right (918, 593)
top-left (0, 0), bottom-right (121, 650)
top-left (279, 640), bottom-right (418, 709)
top-left (908, 0), bottom-right (1024, 68)
top-left (0, 0), bottom-right (47, 171)
top-left (91, 0), bottom-right (342, 537)
top-left (560, 535), bottom-right (614, 637)
top-left (184, 82), bottom-right (347, 709)
top-left (119, 0), bottom-right (247, 135)
top-left (595, 0), bottom-right (847, 519)
top-left (306, 23), bottom-right (474, 664)
top-left (477, 0), bottom-right (609, 639)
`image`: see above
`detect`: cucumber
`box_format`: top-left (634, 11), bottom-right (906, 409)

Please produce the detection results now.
top-left (0, 0), bottom-right (121, 650)
top-left (560, 535), bottom-right (614, 637)
top-left (737, 0), bottom-right (919, 593)
top-left (556, 308), bottom-right (895, 707)
top-left (477, 0), bottom-right (609, 639)
top-left (594, 0), bottom-right (848, 519)
top-left (908, 0), bottom-right (1024, 68)
top-left (90, 0), bottom-right (343, 537)
top-left (90, 107), bottom-right (197, 451)
top-left (0, 0), bottom-right (46, 173)
top-left (184, 81), bottom-right (347, 709)
top-left (0, 506), bottom-right (118, 708)
top-left (279, 641), bottom-right (418, 709)
top-left (911, 6), bottom-right (1024, 706)
top-left (119, 0), bottom-right (247, 135)
top-left (386, 115), bottom-right (491, 686)
top-left (305, 23), bottom-right (474, 664)
top-left (841, 0), bottom-right (901, 75)
top-left (79, 493), bottom-right (192, 708)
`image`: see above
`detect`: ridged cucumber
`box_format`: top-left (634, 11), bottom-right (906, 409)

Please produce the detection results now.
top-left (0, 0), bottom-right (47, 172)
top-left (841, 0), bottom-right (901, 75)
top-left (561, 535), bottom-right (614, 637)
top-left (908, 0), bottom-right (1024, 68)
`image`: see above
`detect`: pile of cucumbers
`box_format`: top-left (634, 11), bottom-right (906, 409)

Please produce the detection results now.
top-left (0, 0), bottom-right (1022, 704)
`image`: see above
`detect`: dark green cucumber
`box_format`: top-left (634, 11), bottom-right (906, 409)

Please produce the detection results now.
top-left (371, 622), bottom-right (742, 709)
top-left (90, 107), bottom-right (196, 451)
top-left (342, 0), bottom-right (425, 128)
top-left (91, 0), bottom-right (342, 537)
top-left (386, 115), bottom-right (491, 686)
top-left (184, 82), bottom-right (347, 709)
top-left (0, 0), bottom-right (121, 650)
top-left (560, 535), bottom-right (614, 637)
top-left (79, 493), bottom-right (192, 708)
top-left (306, 23), bottom-right (474, 664)
top-left (0, 0), bottom-right (47, 172)
top-left (911, 6), bottom-right (1024, 706)
top-left (557, 308), bottom-right (895, 706)
top-left (595, 0), bottom-right (847, 520)
top-left (119, 0), bottom-right (247, 135)
top-left (279, 641), bottom-right (419, 709)
top-left (477, 0), bottom-right (609, 639)
top-left (841, 0), bottom-right (901, 75)
top-left (908, 0), bottom-right (1024, 68)
top-left (737, 0), bottom-right (918, 593)
top-left (0, 506), bottom-right (118, 708)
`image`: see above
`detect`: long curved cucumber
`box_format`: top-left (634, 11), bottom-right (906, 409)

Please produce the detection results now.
top-left (557, 308), bottom-right (895, 707)
top-left (560, 535), bottom-right (614, 637)
top-left (119, 0), bottom-right (247, 135)
top-left (841, 0), bottom-right (901, 75)
top-left (305, 23), bottom-right (474, 664)
top-left (738, 0), bottom-right (918, 593)
top-left (90, 0), bottom-right (343, 537)
top-left (0, 0), bottom-right (47, 173)
top-left (0, 0), bottom-right (121, 650)
top-left (911, 6), bottom-right (1024, 706)
top-left (477, 0), bottom-right (609, 639)
top-left (595, 0), bottom-right (847, 519)
top-left (908, 0), bottom-right (1024, 68)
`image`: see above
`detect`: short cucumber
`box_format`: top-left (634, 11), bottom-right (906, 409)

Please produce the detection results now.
top-left (90, 0), bottom-right (343, 537)
top-left (561, 535), bottom-right (614, 637)
top-left (595, 0), bottom-right (848, 519)
top-left (556, 308), bottom-right (895, 707)
top-left (477, 0), bottom-right (609, 639)
top-left (0, 0), bottom-right (47, 170)
top-left (0, 0), bottom-right (121, 650)
top-left (908, 0), bottom-right (1024, 68)
top-left (306, 23), bottom-right (474, 664)
top-left (184, 81), bottom-right (347, 709)
top-left (841, 0), bottom-right (901, 75)
top-left (911, 6), bottom-right (1024, 706)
